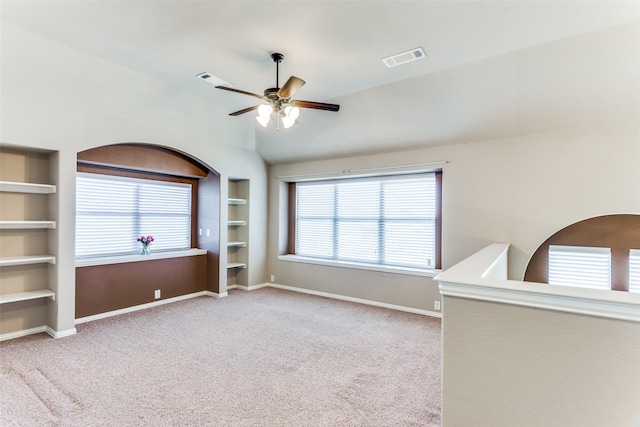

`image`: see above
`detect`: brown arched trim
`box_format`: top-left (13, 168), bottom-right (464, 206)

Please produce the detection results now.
top-left (524, 214), bottom-right (640, 291)
top-left (78, 143), bottom-right (209, 178)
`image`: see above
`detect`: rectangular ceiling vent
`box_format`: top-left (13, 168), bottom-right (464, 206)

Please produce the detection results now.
top-left (382, 47), bottom-right (426, 68)
top-left (196, 72), bottom-right (232, 87)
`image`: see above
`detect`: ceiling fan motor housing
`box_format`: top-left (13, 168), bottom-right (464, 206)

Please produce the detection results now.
top-left (211, 51), bottom-right (339, 117)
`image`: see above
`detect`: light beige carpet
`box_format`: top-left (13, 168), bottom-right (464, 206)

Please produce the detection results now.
top-left (1, 287), bottom-right (441, 426)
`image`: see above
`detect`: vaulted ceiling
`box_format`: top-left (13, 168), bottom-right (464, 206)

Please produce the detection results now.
top-left (1, 1), bottom-right (639, 163)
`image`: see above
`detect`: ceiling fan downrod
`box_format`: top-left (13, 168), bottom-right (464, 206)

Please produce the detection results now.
top-left (271, 52), bottom-right (284, 89)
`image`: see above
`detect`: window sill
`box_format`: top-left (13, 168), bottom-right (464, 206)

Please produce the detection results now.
top-left (278, 255), bottom-right (440, 278)
top-left (76, 249), bottom-right (207, 267)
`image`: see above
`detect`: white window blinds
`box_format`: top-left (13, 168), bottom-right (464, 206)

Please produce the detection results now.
top-left (629, 249), bottom-right (640, 293)
top-left (76, 173), bottom-right (192, 258)
top-left (548, 245), bottom-right (611, 290)
top-left (296, 173), bottom-right (437, 269)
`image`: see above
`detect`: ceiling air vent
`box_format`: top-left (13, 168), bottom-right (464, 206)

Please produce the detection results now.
top-left (382, 47), bottom-right (426, 68)
top-left (196, 72), bottom-right (232, 87)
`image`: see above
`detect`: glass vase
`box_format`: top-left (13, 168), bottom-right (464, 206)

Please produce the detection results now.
top-left (140, 244), bottom-right (150, 255)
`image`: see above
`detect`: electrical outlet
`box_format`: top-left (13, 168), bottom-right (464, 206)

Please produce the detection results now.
top-left (434, 300), bottom-right (441, 311)
top-left (154, 289), bottom-right (161, 299)
top-left (270, 275), bottom-right (275, 282)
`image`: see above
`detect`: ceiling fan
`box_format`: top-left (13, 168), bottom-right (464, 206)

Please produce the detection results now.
top-left (214, 52), bottom-right (340, 129)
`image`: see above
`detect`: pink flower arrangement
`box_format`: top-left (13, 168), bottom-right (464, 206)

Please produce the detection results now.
top-left (137, 235), bottom-right (154, 246)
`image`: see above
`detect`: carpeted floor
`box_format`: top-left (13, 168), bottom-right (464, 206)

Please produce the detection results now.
top-left (0, 288), bottom-right (441, 426)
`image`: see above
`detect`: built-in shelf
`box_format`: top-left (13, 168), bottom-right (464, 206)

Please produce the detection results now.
top-left (0, 255), bottom-right (56, 267)
top-left (0, 290), bottom-right (55, 305)
top-left (0, 149), bottom-right (59, 342)
top-left (227, 262), bottom-right (247, 269)
top-left (227, 178), bottom-right (249, 289)
top-left (228, 198), bottom-right (247, 205)
top-left (0, 181), bottom-right (56, 194)
top-left (0, 220), bottom-right (56, 229)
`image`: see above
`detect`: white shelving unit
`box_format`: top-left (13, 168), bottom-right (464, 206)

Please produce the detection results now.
top-left (0, 171), bottom-right (56, 320)
top-left (227, 179), bottom-right (249, 287)
top-left (0, 255), bottom-right (56, 267)
top-left (0, 290), bottom-right (55, 305)
top-left (227, 241), bottom-right (247, 248)
top-left (0, 180), bottom-right (56, 194)
top-left (227, 262), bottom-right (247, 269)
top-left (0, 220), bottom-right (56, 229)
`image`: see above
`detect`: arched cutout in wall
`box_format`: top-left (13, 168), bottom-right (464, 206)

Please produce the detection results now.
top-left (76, 143), bottom-right (221, 318)
top-left (524, 214), bottom-right (640, 291)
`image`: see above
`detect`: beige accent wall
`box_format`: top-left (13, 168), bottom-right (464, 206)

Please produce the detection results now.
top-left (268, 124), bottom-right (640, 311)
top-left (442, 296), bottom-right (640, 426)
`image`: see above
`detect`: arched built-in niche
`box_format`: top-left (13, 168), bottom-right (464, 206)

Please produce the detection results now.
top-left (75, 143), bottom-right (221, 318)
top-left (524, 214), bottom-right (640, 291)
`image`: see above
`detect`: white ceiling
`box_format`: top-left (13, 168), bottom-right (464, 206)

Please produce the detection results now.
top-left (1, 1), bottom-right (639, 163)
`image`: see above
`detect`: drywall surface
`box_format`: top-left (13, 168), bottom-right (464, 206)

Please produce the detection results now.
top-left (268, 123), bottom-right (640, 311)
top-left (266, 22), bottom-right (640, 312)
top-left (1, 25), bottom-right (269, 334)
top-left (442, 296), bottom-right (640, 426)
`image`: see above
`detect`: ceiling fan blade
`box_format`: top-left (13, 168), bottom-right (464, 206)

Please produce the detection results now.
top-left (215, 86), bottom-right (264, 99)
top-left (292, 100), bottom-right (340, 112)
top-left (277, 76), bottom-right (305, 99)
top-left (229, 105), bottom-right (260, 116)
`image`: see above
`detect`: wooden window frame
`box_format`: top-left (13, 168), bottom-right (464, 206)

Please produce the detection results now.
top-left (286, 170), bottom-right (442, 270)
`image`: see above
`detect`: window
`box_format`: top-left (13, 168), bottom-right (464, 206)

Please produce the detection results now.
top-left (76, 173), bottom-right (192, 258)
top-left (630, 249), bottom-right (640, 293)
top-left (548, 245), bottom-right (611, 290)
top-left (525, 214), bottom-right (640, 292)
top-left (293, 172), bottom-right (441, 270)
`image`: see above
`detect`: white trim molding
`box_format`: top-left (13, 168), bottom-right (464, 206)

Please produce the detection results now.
top-left (436, 243), bottom-right (640, 323)
top-left (234, 283), bottom-right (270, 292)
top-left (267, 283), bottom-right (441, 318)
top-left (0, 325), bottom-right (77, 342)
top-left (76, 248), bottom-right (207, 268)
top-left (278, 255), bottom-right (440, 278)
top-left (205, 291), bottom-right (228, 298)
top-left (75, 291), bottom-right (211, 324)
top-left (0, 325), bottom-right (47, 342)
top-left (46, 326), bottom-right (77, 339)
top-left (275, 161), bottom-right (448, 182)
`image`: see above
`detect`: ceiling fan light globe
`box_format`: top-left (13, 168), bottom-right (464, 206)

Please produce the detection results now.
top-left (257, 104), bottom-right (273, 118)
top-left (281, 116), bottom-right (295, 128)
top-left (284, 106), bottom-right (300, 121)
top-left (256, 115), bottom-right (270, 127)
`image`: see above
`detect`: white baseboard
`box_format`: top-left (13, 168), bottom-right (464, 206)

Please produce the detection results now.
top-left (46, 326), bottom-right (77, 339)
top-left (247, 283), bottom-right (442, 318)
top-left (75, 291), bottom-right (210, 325)
top-left (205, 291), bottom-right (228, 298)
top-left (0, 325), bottom-right (48, 342)
top-left (234, 283), bottom-right (270, 292)
top-left (3, 284), bottom-right (438, 342)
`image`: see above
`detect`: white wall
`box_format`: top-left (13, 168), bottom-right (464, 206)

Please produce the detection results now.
top-left (267, 22), bottom-right (640, 312)
top-left (258, 22), bottom-right (640, 163)
top-left (1, 25), bottom-right (269, 334)
top-left (442, 296), bottom-right (640, 426)
top-left (268, 123), bottom-right (640, 311)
